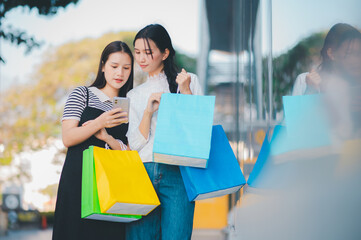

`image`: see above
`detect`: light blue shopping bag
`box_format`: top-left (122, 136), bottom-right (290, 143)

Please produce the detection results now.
top-left (153, 93), bottom-right (215, 168)
top-left (271, 95), bottom-right (332, 157)
top-left (180, 125), bottom-right (246, 201)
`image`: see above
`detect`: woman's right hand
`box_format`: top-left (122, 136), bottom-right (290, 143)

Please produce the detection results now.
top-left (306, 69), bottom-right (322, 91)
top-left (145, 92), bottom-right (163, 114)
top-left (97, 108), bottom-right (128, 128)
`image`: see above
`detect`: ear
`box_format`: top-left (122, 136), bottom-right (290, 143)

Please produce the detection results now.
top-left (327, 48), bottom-right (335, 60)
top-left (101, 61), bottom-right (105, 72)
top-left (162, 49), bottom-right (170, 61)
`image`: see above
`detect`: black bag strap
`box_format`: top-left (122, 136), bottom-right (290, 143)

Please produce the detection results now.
top-left (85, 87), bottom-right (89, 107)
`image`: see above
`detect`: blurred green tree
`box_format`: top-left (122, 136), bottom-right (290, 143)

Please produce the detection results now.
top-left (175, 52), bottom-right (197, 74)
top-left (263, 31), bottom-right (326, 115)
top-left (0, 0), bottom-right (80, 63)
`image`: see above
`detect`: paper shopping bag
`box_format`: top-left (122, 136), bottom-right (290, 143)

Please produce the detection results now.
top-left (81, 147), bottom-right (141, 222)
top-left (93, 146), bottom-right (160, 215)
top-left (180, 125), bottom-right (246, 201)
top-left (153, 93), bottom-right (215, 168)
top-left (247, 125), bottom-right (283, 187)
top-left (270, 95), bottom-right (332, 158)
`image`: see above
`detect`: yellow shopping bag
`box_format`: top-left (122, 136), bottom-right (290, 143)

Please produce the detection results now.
top-left (92, 146), bottom-right (160, 216)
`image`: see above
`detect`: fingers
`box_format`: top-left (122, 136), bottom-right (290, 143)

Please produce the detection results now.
top-left (177, 69), bottom-right (189, 79)
top-left (306, 71), bottom-right (322, 87)
top-left (176, 69), bottom-right (191, 84)
top-left (106, 117), bottom-right (128, 128)
top-left (110, 107), bottom-right (123, 114)
top-left (113, 111), bottom-right (128, 119)
top-left (102, 110), bottom-right (129, 128)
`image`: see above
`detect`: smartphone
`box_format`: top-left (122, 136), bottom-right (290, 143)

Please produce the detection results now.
top-left (112, 97), bottom-right (130, 114)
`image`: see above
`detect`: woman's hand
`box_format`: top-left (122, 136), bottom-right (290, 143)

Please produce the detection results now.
top-left (306, 69), bottom-right (322, 92)
top-left (145, 92), bottom-right (163, 114)
top-left (82, 120), bottom-right (110, 141)
top-left (176, 68), bottom-right (192, 94)
top-left (97, 108), bottom-right (128, 128)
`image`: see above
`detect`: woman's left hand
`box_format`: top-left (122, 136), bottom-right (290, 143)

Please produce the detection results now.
top-left (83, 120), bottom-right (110, 141)
top-left (176, 68), bottom-right (192, 94)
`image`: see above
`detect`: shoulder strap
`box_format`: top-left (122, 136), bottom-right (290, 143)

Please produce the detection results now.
top-left (85, 87), bottom-right (89, 106)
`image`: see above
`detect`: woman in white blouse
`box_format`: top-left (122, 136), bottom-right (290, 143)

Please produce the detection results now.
top-left (292, 23), bottom-right (361, 96)
top-left (125, 24), bottom-right (202, 240)
top-left (292, 23), bottom-right (361, 139)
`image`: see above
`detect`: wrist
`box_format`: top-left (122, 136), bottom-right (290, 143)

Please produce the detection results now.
top-left (95, 116), bottom-right (106, 129)
top-left (181, 88), bottom-right (192, 95)
top-left (104, 134), bottom-right (114, 144)
top-left (144, 109), bottom-right (153, 117)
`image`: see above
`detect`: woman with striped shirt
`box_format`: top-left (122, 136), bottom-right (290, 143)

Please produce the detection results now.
top-left (52, 41), bottom-right (133, 240)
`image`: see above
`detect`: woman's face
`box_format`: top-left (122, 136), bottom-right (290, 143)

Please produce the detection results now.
top-left (333, 38), bottom-right (361, 79)
top-left (134, 38), bottom-right (167, 76)
top-left (102, 52), bottom-right (132, 90)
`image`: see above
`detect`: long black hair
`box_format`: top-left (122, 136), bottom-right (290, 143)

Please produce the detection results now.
top-left (91, 41), bottom-right (134, 97)
top-left (319, 23), bottom-right (361, 73)
top-left (134, 24), bottom-right (179, 93)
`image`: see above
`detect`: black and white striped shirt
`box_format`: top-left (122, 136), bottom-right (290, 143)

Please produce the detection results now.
top-left (62, 86), bottom-right (113, 121)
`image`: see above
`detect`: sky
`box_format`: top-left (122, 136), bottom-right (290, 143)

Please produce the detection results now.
top-left (1, 0), bottom-right (360, 92)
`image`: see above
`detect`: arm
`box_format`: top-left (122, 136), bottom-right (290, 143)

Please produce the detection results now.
top-left (292, 72), bottom-right (308, 96)
top-left (305, 70), bottom-right (322, 94)
top-left (62, 108), bottom-right (128, 148)
top-left (127, 92), bottom-right (162, 151)
top-left (81, 120), bottom-right (127, 150)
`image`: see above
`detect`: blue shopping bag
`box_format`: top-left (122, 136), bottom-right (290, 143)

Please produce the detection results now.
top-left (247, 125), bottom-right (283, 187)
top-left (153, 93), bottom-right (215, 168)
top-left (180, 125), bottom-right (246, 201)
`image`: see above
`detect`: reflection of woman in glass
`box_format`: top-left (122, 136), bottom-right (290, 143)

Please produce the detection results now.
top-left (126, 24), bottom-right (202, 240)
top-left (53, 41), bottom-right (133, 240)
top-left (292, 23), bottom-right (361, 138)
top-left (292, 23), bottom-right (361, 95)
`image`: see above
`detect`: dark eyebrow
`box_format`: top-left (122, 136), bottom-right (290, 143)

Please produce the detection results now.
top-left (133, 47), bottom-right (152, 52)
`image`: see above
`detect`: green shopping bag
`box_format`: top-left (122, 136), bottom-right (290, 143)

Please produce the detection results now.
top-left (81, 146), bottom-right (141, 222)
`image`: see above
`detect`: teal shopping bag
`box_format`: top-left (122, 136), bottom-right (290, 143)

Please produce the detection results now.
top-left (153, 93), bottom-right (215, 168)
top-left (271, 95), bottom-right (332, 156)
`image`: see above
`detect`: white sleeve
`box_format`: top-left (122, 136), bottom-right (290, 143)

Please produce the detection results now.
top-left (292, 72), bottom-right (308, 96)
top-left (126, 90), bottom-right (149, 151)
top-left (189, 73), bottom-right (203, 96)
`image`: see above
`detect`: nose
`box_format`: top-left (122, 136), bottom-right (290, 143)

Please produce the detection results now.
top-left (139, 52), bottom-right (146, 63)
top-left (115, 68), bottom-right (124, 77)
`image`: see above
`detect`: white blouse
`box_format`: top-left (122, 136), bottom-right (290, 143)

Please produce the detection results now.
top-left (126, 72), bottom-right (203, 162)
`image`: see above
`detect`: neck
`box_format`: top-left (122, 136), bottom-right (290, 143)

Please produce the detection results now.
top-left (100, 85), bottom-right (119, 99)
top-left (148, 64), bottom-right (164, 77)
